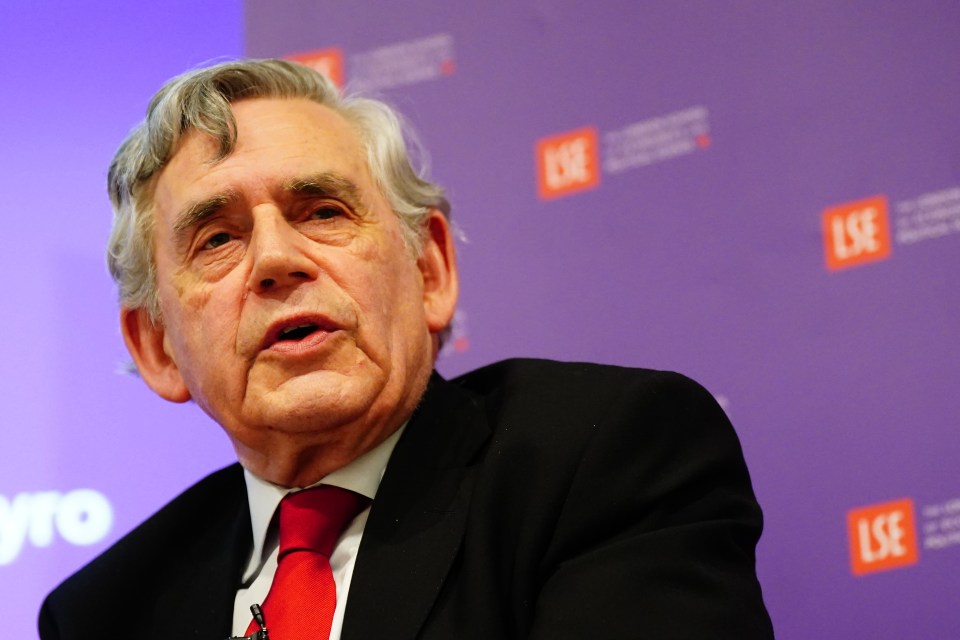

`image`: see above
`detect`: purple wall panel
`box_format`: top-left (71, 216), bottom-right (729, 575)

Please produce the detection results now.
top-left (4, 1), bottom-right (957, 638)
top-left (247, 2), bottom-right (960, 638)
top-left (1, 2), bottom-right (243, 637)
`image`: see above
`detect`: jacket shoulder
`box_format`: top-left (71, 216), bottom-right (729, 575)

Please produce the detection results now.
top-left (445, 359), bottom-right (772, 638)
top-left (447, 357), bottom-right (738, 495)
top-left (451, 357), bottom-right (714, 421)
top-left (453, 357), bottom-right (690, 390)
top-left (40, 464), bottom-right (246, 637)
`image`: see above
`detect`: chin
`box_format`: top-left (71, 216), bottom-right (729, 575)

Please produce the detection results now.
top-left (256, 394), bottom-right (368, 432)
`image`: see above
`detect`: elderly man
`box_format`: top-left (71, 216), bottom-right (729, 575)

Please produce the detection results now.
top-left (40, 59), bottom-right (774, 639)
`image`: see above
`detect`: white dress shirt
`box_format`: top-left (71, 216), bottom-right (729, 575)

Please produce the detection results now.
top-left (231, 425), bottom-right (405, 638)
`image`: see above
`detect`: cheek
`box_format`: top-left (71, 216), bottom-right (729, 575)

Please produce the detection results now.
top-left (162, 279), bottom-right (236, 363)
top-left (354, 238), bottom-right (421, 305)
top-left (374, 255), bottom-right (428, 342)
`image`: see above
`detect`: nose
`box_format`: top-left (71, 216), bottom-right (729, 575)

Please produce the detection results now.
top-left (246, 209), bottom-right (319, 294)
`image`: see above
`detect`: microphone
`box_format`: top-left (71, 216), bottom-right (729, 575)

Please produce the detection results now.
top-left (251, 604), bottom-right (267, 635)
top-left (225, 604), bottom-right (270, 640)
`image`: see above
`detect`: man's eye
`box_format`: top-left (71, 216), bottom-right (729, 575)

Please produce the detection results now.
top-left (310, 205), bottom-right (343, 220)
top-left (202, 232), bottom-right (232, 250)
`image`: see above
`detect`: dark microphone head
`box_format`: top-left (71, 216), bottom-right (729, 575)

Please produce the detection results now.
top-left (250, 603), bottom-right (266, 629)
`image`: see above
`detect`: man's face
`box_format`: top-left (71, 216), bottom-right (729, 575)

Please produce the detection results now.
top-left (128, 98), bottom-right (455, 482)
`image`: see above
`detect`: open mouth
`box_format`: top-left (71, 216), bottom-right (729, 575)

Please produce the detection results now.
top-left (262, 316), bottom-right (338, 352)
top-left (277, 323), bottom-right (320, 342)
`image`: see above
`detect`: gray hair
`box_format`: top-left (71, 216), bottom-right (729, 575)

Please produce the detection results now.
top-left (107, 58), bottom-right (450, 321)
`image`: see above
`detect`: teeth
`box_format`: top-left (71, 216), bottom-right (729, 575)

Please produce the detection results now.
top-left (279, 323), bottom-right (315, 338)
top-left (275, 323), bottom-right (323, 343)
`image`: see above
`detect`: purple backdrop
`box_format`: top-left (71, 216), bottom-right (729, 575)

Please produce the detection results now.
top-left (5, 1), bottom-right (959, 638)
top-left (1, 2), bottom-right (243, 637)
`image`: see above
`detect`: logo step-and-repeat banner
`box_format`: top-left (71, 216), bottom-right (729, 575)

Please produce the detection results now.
top-left (5, 2), bottom-right (958, 638)
top-left (244, 3), bottom-right (959, 637)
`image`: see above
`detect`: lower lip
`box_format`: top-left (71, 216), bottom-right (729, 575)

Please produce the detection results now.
top-left (266, 330), bottom-right (335, 355)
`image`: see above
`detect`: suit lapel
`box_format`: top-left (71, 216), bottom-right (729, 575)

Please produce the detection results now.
top-left (342, 373), bottom-right (490, 640)
top-left (150, 465), bottom-right (252, 639)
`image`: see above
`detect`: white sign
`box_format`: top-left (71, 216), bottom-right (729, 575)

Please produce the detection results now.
top-left (0, 489), bottom-right (113, 565)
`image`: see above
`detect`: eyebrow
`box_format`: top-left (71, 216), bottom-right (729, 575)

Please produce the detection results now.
top-left (173, 191), bottom-right (239, 234)
top-left (170, 172), bottom-right (367, 243)
top-left (286, 173), bottom-right (366, 213)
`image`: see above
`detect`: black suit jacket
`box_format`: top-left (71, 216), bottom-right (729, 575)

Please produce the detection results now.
top-left (40, 359), bottom-right (774, 639)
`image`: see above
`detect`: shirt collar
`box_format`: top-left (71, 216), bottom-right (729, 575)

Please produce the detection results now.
top-left (241, 423), bottom-right (406, 580)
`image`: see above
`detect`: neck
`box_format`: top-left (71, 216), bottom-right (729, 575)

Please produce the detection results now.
top-left (231, 367), bottom-right (432, 487)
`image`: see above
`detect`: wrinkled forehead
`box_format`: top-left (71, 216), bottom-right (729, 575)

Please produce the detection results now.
top-left (183, 98), bottom-right (362, 164)
top-left (151, 98), bottom-right (372, 207)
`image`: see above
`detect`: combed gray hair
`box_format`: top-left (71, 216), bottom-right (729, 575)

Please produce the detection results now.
top-left (107, 58), bottom-right (450, 320)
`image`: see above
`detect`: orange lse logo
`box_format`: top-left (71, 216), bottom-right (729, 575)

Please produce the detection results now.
top-left (286, 48), bottom-right (345, 88)
top-left (847, 498), bottom-right (919, 576)
top-left (536, 126), bottom-right (600, 200)
top-left (822, 195), bottom-right (892, 270)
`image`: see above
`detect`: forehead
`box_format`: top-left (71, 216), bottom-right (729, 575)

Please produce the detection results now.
top-left (153, 97), bottom-right (370, 212)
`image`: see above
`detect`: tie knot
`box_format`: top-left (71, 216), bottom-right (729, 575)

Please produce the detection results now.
top-left (278, 485), bottom-right (368, 558)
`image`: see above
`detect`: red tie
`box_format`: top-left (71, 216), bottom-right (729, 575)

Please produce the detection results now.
top-left (246, 486), bottom-right (368, 640)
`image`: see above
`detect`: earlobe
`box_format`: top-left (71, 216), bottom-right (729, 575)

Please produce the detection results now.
top-left (120, 306), bottom-right (191, 403)
top-left (418, 210), bottom-right (459, 334)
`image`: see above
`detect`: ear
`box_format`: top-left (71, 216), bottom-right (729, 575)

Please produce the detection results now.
top-left (417, 210), bottom-right (459, 335)
top-left (120, 306), bottom-right (191, 403)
